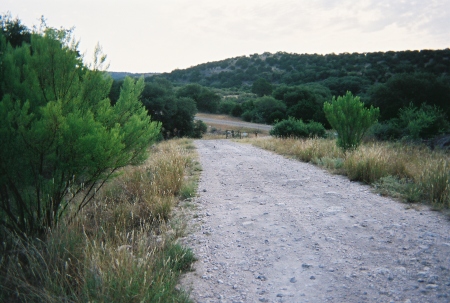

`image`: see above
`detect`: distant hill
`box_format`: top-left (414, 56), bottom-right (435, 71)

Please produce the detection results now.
top-left (109, 71), bottom-right (161, 80)
top-left (155, 49), bottom-right (450, 90)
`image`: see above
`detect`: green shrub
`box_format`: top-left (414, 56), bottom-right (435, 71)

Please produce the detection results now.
top-left (190, 119), bottom-right (207, 138)
top-left (399, 103), bottom-right (449, 140)
top-left (270, 118), bottom-right (326, 138)
top-left (371, 104), bottom-right (449, 141)
top-left (0, 28), bottom-right (161, 237)
top-left (0, 139), bottom-right (197, 303)
top-left (270, 118), bottom-right (306, 138)
top-left (306, 121), bottom-right (326, 138)
top-left (324, 91), bottom-right (379, 151)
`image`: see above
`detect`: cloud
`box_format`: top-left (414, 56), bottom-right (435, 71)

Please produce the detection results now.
top-left (328, 0), bottom-right (450, 35)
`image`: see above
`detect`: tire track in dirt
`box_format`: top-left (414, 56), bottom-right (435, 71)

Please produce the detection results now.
top-left (180, 139), bottom-right (450, 303)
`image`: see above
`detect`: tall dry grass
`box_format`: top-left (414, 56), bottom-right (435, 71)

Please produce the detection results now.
top-left (0, 139), bottom-right (198, 303)
top-left (344, 143), bottom-right (408, 183)
top-left (416, 159), bottom-right (450, 208)
top-left (250, 137), bottom-right (450, 208)
top-left (250, 137), bottom-right (343, 163)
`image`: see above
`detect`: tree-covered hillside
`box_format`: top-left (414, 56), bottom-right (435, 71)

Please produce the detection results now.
top-left (158, 50), bottom-right (450, 94)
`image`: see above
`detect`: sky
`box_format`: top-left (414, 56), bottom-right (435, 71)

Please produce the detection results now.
top-left (3, 0), bottom-right (450, 73)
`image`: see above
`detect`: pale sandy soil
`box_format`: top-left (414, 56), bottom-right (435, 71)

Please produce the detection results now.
top-left (180, 140), bottom-right (450, 303)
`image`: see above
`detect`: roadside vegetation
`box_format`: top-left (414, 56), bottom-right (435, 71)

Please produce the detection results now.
top-left (0, 16), bottom-right (199, 302)
top-left (1, 139), bottom-right (199, 302)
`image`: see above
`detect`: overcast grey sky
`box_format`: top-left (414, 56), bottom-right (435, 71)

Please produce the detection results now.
top-left (3, 0), bottom-right (450, 73)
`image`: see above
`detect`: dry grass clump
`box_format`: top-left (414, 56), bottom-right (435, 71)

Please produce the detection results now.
top-left (1, 139), bottom-right (198, 303)
top-left (344, 143), bottom-right (407, 184)
top-left (416, 159), bottom-right (450, 208)
top-left (250, 137), bottom-right (343, 163)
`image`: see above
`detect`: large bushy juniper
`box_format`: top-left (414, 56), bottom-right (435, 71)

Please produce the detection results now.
top-left (0, 22), bottom-right (160, 238)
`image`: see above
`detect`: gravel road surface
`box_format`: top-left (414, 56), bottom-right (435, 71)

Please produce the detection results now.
top-left (180, 140), bottom-right (450, 303)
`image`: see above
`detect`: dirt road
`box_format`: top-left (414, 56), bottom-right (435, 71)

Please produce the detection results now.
top-left (194, 116), bottom-right (272, 132)
top-left (180, 140), bottom-right (450, 303)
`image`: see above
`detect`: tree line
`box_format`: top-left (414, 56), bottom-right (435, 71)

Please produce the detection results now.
top-left (159, 50), bottom-right (450, 90)
top-left (139, 49), bottom-right (450, 142)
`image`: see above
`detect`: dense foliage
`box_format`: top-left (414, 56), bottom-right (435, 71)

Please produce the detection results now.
top-left (144, 48), bottom-right (450, 138)
top-left (176, 83), bottom-right (221, 113)
top-left (110, 79), bottom-right (219, 138)
top-left (252, 78), bottom-right (273, 97)
top-left (371, 104), bottom-right (450, 141)
top-left (140, 78), bottom-right (198, 138)
top-left (0, 20), bottom-right (160, 237)
top-left (369, 72), bottom-right (450, 120)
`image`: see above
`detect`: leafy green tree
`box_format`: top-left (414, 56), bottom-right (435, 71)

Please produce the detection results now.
top-left (0, 25), bottom-right (160, 237)
top-left (176, 83), bottom-right (220, 113)
top-left (371, 103), bottom-right (450, 141)
top-left (173, 97), bottom-right (197, 137)
top-left (197, 89), bottom-right (220, 113)
top-left (273, 84), bottom-right (330, 126)
top-left (324, 91), bottom-right (379, 150)
top-left (141, 80), bottom-right (176, 136)
top-left (176, 83), bottom-right (202, 100)
top-left (218, 100), bottom-right (237, 114)
top-left (140, 79), bottom-right (198, 138)
top-left (253, 96), bottom-right (286, 124)
top-left (252, 78), bottom-right (273, 97)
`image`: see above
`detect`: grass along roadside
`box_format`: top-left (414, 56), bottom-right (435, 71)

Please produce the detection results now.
top-left (0, 139), bottom-right (200, 303)
top-left (246, 137), bottom-right (450, 210)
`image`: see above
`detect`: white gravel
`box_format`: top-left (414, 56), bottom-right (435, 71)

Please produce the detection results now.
top-left (180, 139), bottom-right (450, 303)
